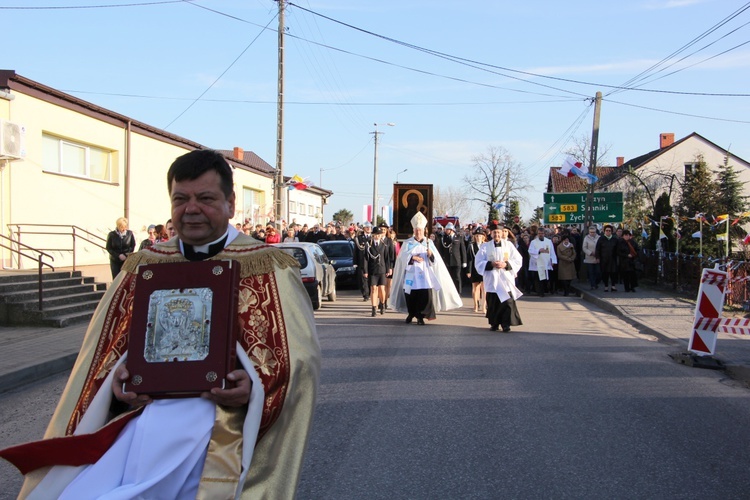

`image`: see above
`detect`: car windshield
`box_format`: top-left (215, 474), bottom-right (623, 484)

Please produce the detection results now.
top-left (280, 247), bottom-right (308, 268)
top-left (321, 244), bottom-right (352, 259)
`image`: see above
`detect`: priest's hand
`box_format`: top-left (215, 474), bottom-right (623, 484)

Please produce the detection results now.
top-left (113, 364), bottom-right (153, 407)
top-left (203, 369), bottom-right (251, 407)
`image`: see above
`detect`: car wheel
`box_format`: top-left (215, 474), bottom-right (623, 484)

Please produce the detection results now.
top-left (313, 285), bottom-right (322, 310)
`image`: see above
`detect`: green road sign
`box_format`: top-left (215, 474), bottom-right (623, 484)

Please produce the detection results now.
top-left (544, 202), bottom-right (623, 224)
top-left (543, 192), bottom-right (623, 205)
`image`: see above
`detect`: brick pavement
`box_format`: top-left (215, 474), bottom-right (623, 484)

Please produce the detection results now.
top-left (2, 279), bottom-right (750, 393)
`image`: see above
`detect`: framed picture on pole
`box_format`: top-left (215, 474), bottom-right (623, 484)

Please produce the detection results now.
top-left (392, 183), bottom-right (433, 240)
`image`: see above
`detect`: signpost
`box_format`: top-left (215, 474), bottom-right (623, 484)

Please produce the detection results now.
top-left (543, 192), bottom-right (622, 204)
top-left (543, 192), bottom-right (623, 224)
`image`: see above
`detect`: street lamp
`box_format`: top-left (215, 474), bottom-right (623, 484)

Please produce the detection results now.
top-left (396, 168), bottom-right (407, 184)
top-left (372, 122), bottom-right (395, 225)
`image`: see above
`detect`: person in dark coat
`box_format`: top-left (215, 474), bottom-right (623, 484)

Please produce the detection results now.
top-left (556, 234), bottom-right (577, 296)
top-left (363, 226), bottom-right (393, 316)
top-left (106, 217), bottom-right (135, 278)
top-left (517, 233), bottom-right (531, 293)
top-left (440, 222), bottom-right (467, 294)
top-left (595, 224), bottom-right (619, 292)
top-left (616, 230), bottom-right (640, 292)
top-left (353, 223), bottom-right (373, 301)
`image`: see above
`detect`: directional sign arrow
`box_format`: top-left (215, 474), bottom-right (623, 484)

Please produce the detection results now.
top-left (608, 214), bottom-right (616, 219)
top-left (548, 205), bottom-right (558, 210)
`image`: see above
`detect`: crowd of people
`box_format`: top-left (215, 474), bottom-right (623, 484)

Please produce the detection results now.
top-left (109, 214), bottom-right (641, 324)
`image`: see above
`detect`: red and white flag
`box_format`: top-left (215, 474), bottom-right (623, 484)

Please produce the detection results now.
top-left (557, 156), bottom-right (583, 177)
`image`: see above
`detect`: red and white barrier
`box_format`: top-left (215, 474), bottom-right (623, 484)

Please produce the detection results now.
top-left (689, 266), bottom-right (750, 356)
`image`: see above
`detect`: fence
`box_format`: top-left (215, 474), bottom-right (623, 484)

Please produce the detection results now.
top-left (639, 250), bottom-right (750, 309)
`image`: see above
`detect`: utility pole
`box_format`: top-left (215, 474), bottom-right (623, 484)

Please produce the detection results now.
top-left (585, 91), bottom-right (602, 229)
top-left (371, 127), bottom-right (380, 226)
top-left (371, 123), bottom-right (395, 225)
top-left (274, 0), bottom-right (285, 227)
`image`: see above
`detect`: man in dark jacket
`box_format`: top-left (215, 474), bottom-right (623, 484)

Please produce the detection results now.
top-left (441, 222), bottom-right (467, 294)
top-left (353, 223), bottom-right (373, 301)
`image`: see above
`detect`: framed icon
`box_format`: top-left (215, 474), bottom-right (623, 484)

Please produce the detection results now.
top-left (124, 259), bottom-right (240, 397)
top-left (393, 183), bottom-right (432, 240)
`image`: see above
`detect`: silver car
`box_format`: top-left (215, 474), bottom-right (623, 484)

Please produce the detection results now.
top-left (276, 242), bottom-right (336, 310)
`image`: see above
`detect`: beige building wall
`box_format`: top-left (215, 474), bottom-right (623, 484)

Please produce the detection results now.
top-left (2, 92), bottom-right (128, 269)
top-left (0, 73), bottom-right (274, 270)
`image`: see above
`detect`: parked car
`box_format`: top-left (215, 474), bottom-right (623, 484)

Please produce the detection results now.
top-left (276, 242), bottom-right (336, 310)
top-left (318, 240), bottom-right (357, 288)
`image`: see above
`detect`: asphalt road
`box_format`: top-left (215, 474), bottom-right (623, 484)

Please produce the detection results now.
top-left (3, 289), bottom-right (750, 499)
top-left (297, 290), bottom-right (750, 499)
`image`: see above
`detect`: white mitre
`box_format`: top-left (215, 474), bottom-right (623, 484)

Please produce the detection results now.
top-left (411, 211), bottom-right (427, 230)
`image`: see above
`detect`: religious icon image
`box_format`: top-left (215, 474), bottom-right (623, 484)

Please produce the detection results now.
top-left (143, 288), bottom-right (213, 363)
top-left (393, 184), bottom-right (432, 240)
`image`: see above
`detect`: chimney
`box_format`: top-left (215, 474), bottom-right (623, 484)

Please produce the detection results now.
top-left (233, 147), bottom-right (244, 160)
top-left (616, 156), bottom-right (624, 167)
top-left (660, 133), bottom-right (674, 149)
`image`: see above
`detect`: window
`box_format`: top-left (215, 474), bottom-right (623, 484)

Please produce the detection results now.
top-left (684, 162), bottom-right (698, 180)
top-left (243, 188), bottom-right (265, 226)
top-left (299, 203), bottom-right (306, 215)
top-left (308, 204), bottom-right (314, 216)
top-left (43, 134), bottom-right (114, 182)
top-left (289, 201), bottom-right (297, 213)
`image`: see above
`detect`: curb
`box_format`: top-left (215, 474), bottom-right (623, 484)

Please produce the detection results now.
top-left (0, 353), bottom-right (77, 394)
top-left (573, 285), bottom-right (685, 345)
top-left (573, 284), bottom-right (750, 385)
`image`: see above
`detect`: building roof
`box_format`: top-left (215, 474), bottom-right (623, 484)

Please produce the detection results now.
top-left (0, 69), bottom-right (272, 178)
top-left (217, 148), bottom-right (333, 196)
top-left (216, 149), bottom-right (274, 174)
top-left (598, 132), bottom-right (747, 189)
top-left (547, 166), bottom-right (618, 193)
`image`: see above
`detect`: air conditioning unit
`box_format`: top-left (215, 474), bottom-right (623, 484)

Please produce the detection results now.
top-left (0, 119), bottom-right (26, 160)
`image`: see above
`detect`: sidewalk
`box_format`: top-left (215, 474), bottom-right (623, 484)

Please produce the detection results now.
top-left (573, 281), bottom-right (750, 382)
top-left (2, 279), bottom-right (750, 393)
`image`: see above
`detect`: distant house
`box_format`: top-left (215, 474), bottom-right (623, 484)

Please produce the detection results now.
top-left (547, 132), bottom-right (750, 205)
top-left (218, 148), bottom-right (332, 228)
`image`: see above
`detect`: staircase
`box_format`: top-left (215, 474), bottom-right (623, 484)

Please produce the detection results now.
top-left (0, 270), bottom-right (107, 327)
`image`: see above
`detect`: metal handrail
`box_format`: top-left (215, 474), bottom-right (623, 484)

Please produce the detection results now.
top-left (0, 234), bottom-right (55, 311)
top-left (9, 223), bottom-right (108, 271)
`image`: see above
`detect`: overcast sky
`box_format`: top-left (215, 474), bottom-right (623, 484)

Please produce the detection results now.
top-left (4, 0), bottom-right (750, 222)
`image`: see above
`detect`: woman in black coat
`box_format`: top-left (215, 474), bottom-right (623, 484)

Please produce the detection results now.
top-left (106, 217), bottom-right (135, 279)
top-left (616, 230), bottom-right (639, 292)
top-left (595, 225), bottom-right (619, 292)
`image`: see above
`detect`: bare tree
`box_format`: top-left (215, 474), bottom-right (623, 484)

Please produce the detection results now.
top-left (463, 146), bottom-right (531, 223)
top-left (433, 185), bottom-right (471, 220)
top-left (564, 134), bottom-right (612, 167)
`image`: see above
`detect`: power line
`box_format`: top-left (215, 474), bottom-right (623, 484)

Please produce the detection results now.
top-left (0, 0), bottom-right (194, 9)
top-left (162, 9), bottom-right (279, 130)
top-left (627, 18), bottom-right (750, 90)
top-left (608, 1), bottom-right (750, 96)
top-left (287, 1), bottom-right (750, 98)
top-left (605, 98), bottom-right (750, 124)
top-left (62, 89), bottom-right (576, 107)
